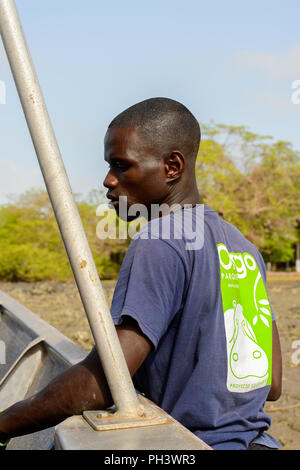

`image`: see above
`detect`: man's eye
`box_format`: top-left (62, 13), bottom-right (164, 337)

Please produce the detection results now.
top-left (111, 161), bottom-right (129, 170)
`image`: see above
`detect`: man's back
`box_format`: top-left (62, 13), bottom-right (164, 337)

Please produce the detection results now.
top-left (111, 205), bottom-right (280, 450)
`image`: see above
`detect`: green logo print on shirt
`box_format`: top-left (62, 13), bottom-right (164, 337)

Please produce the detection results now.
top-left (217, 243), bottom-right (272, 393)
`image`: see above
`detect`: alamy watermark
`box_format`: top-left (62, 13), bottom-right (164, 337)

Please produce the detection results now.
top-left (96, 198), bottom-right (204, 250)
top-left (0, 340), bottom-right (6, 365)
top-left (291, 339), bottom-right (300, 366)
top-left (0, 80), bottom-right (6, 104)
top-left (291, 80), bottom-right (300, 104)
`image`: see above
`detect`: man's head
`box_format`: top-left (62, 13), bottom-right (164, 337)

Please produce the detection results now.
top-left (103, 97), bottom-right (201, 219)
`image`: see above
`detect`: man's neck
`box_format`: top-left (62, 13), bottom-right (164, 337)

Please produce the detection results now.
top-left (164, 179), bottom-right (202, 207)
top-left (149, 181), bottom-right (202, 219)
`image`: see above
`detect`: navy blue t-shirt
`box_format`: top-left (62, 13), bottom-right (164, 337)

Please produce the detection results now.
top-left (110, 205), bottom-right (280, 450)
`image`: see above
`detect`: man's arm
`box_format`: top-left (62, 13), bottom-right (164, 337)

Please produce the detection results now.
top-left (266, 320), bottom-right (282, 401)
top-left (0, 316), bottom-right (152, 444)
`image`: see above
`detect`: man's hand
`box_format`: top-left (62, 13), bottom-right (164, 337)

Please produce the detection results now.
top-left (0, 411), bottom-right (10, 450)
top-left (0, 316), bottom-right (152, 443)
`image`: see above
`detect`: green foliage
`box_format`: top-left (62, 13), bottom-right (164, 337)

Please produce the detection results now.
top-left (0, 189), bottom-right (126, 281)
top-left (1, 122), bottom-right (299, 282)
top-left (197, 123), bottom-right (300, 263)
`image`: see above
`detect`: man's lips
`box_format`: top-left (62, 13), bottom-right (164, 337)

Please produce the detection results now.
top-left (106, 194), bottom-right (120, 208)
top-left (106, 193), bottom-right (119, 202)
top-left (109, 200), bottom-right (119, 206)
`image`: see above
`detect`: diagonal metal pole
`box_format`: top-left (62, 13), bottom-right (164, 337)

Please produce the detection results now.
top-left (0, 0), bottom-right (141, 416)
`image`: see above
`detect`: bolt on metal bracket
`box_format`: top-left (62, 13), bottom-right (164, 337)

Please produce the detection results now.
top-left (83, 396), bottom-right (169, 431)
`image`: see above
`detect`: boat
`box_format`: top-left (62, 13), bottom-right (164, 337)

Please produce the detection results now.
top-left (0, 288), bottom-right (86, 450)
top-left (0, 289), bottom-right (210, 450)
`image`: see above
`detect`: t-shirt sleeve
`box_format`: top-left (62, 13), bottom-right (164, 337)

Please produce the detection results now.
top-left (110, 236), bottom-right (186, 349)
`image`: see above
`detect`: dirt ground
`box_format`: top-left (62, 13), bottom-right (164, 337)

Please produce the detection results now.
top-left (0, 273), bottom-right (299, 450)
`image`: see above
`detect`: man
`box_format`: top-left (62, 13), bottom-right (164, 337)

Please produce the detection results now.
top-left (0, 97), bottom-right (281, 450)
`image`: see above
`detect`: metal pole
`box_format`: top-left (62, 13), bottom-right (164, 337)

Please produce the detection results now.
top-left (0, 0), bottom-right (141, 415)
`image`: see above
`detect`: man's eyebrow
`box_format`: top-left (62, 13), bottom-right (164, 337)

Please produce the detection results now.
top-left (105, 154), bottom-right (134, 163)
top-left (105, 154), bottom-right (121, 162)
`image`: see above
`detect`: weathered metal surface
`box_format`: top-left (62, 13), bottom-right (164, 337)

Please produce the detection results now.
top-left (56, 406), bottom-right (211, 451)
top-left (0, 0), bottom-right (141, 416)
top-left (56, 394), bottom-right (211, 450)
top-left (55, 415), bottom-right (211, 450)
top-left (0, 290), bottom-right (87, 366)
top-left (0, 290), bottom-right (87, 449)
top-left (0, 344), bottom-right (44, 409)
top-left (0, 336), bottom-right (44, 387)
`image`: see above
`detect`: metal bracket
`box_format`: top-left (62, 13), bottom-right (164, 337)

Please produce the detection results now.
top-left (83, 398), bottom-right (169, 431)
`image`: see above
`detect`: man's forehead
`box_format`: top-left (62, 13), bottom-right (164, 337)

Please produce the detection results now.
top-left (105, 126), bottom-right (138, 141)
top-left (104, 126), bottom-right (150, 154)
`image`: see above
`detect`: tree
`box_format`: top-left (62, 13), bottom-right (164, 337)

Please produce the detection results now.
top-left (0, 189), bottom-right (125, 281)
top-left (196, 123), bottom-right (300, 263)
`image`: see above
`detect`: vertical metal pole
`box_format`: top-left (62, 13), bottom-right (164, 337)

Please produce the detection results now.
top-left (0, 0), bottom-right (141, 415)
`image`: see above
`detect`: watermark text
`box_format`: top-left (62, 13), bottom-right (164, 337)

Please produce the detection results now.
top-left (291, 340), bottom-right (300, 365)
top-left (291, 80), bottom-right (300, 104)
top-left (96, 198), bottom-right (204, 250)
top-left (0, 80), bottom-right (6, 104)
top-left (0, 340), bottom-right (6, 365)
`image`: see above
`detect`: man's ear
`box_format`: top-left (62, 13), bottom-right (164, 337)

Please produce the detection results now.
top-left (164, 151), bottom-right (185, 181)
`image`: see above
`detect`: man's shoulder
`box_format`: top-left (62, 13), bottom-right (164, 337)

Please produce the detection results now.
top-left (133, 204), bottom-right (210, 249)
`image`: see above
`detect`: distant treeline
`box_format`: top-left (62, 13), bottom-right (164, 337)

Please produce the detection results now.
top-left (0, 189), bottom-right (128, 281)
top-left (197, 123), bottom-right (300, 264)
top-left (0, 122), bottom-right (299, 282)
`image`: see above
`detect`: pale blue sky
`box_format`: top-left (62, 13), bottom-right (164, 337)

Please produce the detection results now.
top-left (0, 0), bottom-right (300, 204)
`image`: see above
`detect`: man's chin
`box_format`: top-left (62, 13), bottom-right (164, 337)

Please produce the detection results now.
top-left (116, 210), bottom-right (141, 223)
top-left (109, 198), bottom-right (149, 222)
top-left (114, 206), bottom-right (147, 223)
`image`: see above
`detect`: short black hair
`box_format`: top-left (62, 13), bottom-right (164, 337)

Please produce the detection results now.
top-left (108, 97), bottom-right (201, 162)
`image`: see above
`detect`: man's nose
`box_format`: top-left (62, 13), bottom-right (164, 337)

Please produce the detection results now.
top-left (103, 170), bottom-right (118, 189)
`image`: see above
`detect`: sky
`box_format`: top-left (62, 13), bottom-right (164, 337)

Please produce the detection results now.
top-left (0, 0), bottom-right (300, 204)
